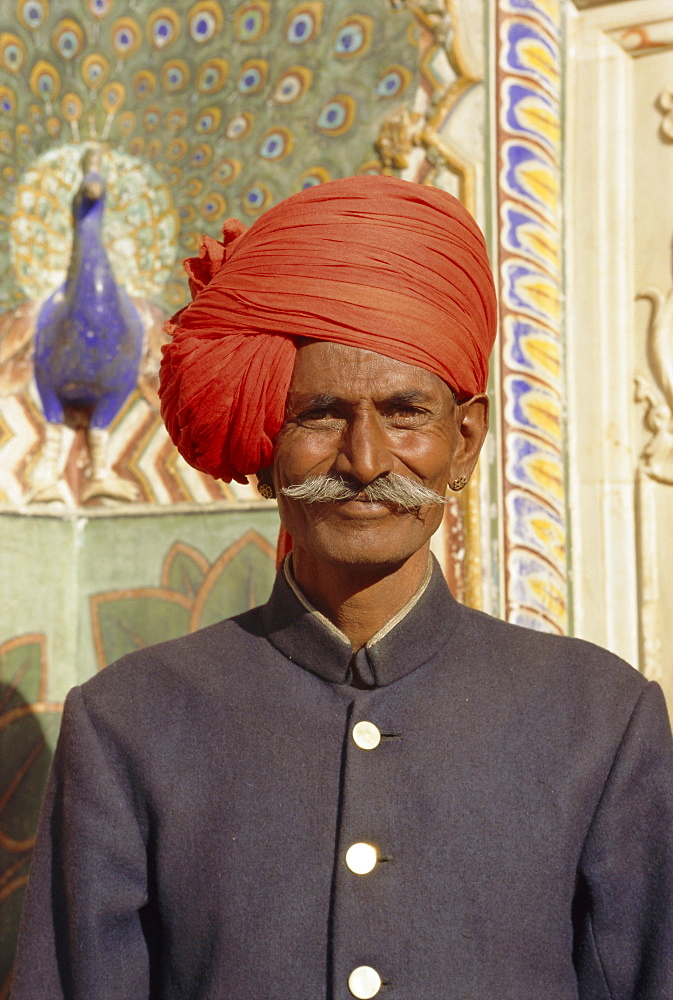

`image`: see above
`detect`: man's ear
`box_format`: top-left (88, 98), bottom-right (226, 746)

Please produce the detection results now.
top-left (256, 465), bottom-right (276, 500)
top-left (451, 394), bottom-right (489, 481)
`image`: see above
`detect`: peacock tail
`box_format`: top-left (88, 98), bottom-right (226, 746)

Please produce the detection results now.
top-left (0, 0), bottom-right (421, 318)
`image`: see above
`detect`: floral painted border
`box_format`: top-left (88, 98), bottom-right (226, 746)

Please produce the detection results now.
top-left (496, 0), bottom-right (568, 633)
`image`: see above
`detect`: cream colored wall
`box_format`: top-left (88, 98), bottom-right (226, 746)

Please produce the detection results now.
top-left (566, 0), bottom-right (673, 711)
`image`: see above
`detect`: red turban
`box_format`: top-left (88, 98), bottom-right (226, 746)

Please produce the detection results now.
top-left (160, 175), bottom-right (497, 484)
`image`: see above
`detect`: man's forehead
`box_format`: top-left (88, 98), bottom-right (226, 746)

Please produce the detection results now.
top-left (288, 339), bottom-right (452, 399)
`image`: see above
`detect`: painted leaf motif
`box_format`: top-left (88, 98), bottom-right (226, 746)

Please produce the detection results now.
top-left (92, 591), bottom-right (192, 668)
top-left (0, 635), bottom-right (61, 997)
top-left (0, 634), bottom-right (46, 705)
top-left (192, 532), bottom-right (275, 630)
top-left (0, 704), bottom-right (61, 848)
top-left (0, 850), bottom-right (31, 998)
top-left (161, 542), bottom-right (209, 599)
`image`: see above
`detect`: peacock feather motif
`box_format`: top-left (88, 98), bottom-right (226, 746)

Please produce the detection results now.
top-left (0, 0), bottom-right (421, 504)
top-left (0, 0), bottom-right (420, 318)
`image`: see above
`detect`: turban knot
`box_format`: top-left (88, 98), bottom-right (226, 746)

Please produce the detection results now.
top-left (160, 175), bottom-right (497, 484)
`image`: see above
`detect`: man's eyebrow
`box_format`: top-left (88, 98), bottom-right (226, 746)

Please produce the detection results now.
top-left (290, 389), bottom-right (439, 408)
top-left (291, 393), bottom-right (340, 409)
top-left (383, 389), bottom-right (436, 405)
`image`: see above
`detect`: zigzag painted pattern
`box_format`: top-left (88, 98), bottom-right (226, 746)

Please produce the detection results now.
top-left (0, 386), bottom-right (256, 505)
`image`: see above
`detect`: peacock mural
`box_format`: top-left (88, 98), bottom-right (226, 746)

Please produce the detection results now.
top-left (0, 0), bottom-right (431, 506)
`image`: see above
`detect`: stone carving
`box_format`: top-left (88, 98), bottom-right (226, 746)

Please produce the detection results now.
top-left (374, 8), bottom-right (480, 231)
top-left (376, 107), bottom-right (422, 169)
top-left (609, 21), bottom-right (673, 57)
top-left (375, 0), bottom-right (466, 181)
top-left (636, 277), bottom-right (673, 484)
top-left (658, 84), bottom-right (673, 142)
top-left (404, 0), bottom-right (453, 47)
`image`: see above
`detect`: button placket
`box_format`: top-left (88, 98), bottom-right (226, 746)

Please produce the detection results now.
top-left (332, 701), bottom-right (400, 998)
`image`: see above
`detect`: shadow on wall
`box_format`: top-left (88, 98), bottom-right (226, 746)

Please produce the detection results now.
top-left (0, 637), bottom-right (62, 1000)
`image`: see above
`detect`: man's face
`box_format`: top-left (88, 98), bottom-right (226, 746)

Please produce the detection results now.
top-left (269, 340), bottom-right (488, 571)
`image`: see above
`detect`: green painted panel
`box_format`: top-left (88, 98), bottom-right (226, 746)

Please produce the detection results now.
top-left (0, 506), bottom-right (280, 695)
top-left (93, 594), bottom-right (193, 667)
top-left (197, 538), bottom-right (277, 629)
top-left (166, 548), bottom-right (207, 600)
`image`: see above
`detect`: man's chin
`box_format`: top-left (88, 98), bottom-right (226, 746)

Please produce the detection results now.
top-left (293, 520), bottom-right (433, 571)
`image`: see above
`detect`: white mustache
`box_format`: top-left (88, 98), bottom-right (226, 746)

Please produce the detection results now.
top-left (279, 473), bottom-right (446, 512)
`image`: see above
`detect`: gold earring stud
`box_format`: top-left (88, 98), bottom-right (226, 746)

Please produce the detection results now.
top-left (257, 482), bottom-right (276, 500)
top-left (450, 475), bottom-right (468, 492)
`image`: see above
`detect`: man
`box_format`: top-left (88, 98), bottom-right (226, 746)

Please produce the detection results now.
top-left (12, 177), bottom-right (673, 999)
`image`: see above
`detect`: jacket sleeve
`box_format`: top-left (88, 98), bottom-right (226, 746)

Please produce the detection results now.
top-left (11, 685), bottom-right (151, 1000)
top-left (575, 680), bottom-right (673, 1000)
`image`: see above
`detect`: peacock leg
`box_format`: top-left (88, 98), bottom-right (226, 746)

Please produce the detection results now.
top-left (81, 426), bottom-right (140, 503)
top-left (27, 423), bottom-right (69, 503)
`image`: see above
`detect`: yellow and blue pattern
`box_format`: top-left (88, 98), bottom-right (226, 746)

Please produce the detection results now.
top-left (497, 0), bottom-right (567, 634)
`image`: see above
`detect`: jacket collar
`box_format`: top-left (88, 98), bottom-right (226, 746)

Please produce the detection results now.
top-left (261, 554), bottom-right (463, 687)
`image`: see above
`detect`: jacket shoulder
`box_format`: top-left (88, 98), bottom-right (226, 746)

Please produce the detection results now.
top-left (457, 603), bottom-right (648, 702)
top-left (79, 606), bottom-right (268, 710)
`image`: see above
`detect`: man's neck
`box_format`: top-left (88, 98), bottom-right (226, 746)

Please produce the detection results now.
top-left (290, 545), bottom-right (432, 651)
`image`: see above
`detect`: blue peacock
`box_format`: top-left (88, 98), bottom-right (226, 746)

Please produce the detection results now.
top-left (32, 145), bottom-right (144, 501)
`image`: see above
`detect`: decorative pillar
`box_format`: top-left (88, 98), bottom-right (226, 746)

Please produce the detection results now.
top-left (495, 0), bottom-right (568, 633)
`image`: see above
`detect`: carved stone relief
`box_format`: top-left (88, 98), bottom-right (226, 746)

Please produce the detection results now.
top-left (629, 27), bottom-right (673, 695)
top-left (635, 79), bottom-right (673, 484)
top-left (658, 84), bottom-right (673, 140)
top-left (636, 276), bottom-right (673, 485)
top-left (566, 1), bottom-right (673, 697)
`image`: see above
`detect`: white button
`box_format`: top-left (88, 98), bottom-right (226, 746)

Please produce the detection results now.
top-left (345, 842), bottom-right (377, 874)
top-left (348, 966), bottom-right (382, 998)
top-left (352, 721), bottom-right (381, 749)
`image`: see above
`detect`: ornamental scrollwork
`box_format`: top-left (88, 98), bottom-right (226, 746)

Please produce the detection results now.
top-left (376, 0), bottom-right (476, 190)
top-left (658, 84), bottom-right (673, 143)
top-left (636, 278), bottom-right (673, 484)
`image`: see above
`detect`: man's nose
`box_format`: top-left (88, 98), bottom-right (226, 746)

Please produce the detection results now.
top-left (333, 411), bottom-right (395, 484)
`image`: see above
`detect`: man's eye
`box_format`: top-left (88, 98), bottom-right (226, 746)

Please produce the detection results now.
top-left (389, 406), bottom-right (425, 420)
top-left (300, 408), bottom-right (340, 423)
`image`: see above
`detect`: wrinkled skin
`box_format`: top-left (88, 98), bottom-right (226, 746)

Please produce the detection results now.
top-left (260, 341), bottom-right (488, 644)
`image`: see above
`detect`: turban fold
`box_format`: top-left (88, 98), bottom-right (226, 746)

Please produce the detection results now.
top-left (160, 175), bottom-right (497, 484)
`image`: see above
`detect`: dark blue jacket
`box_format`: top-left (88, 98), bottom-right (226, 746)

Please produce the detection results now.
top-left (12, 561), bottom-right (673, 999)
